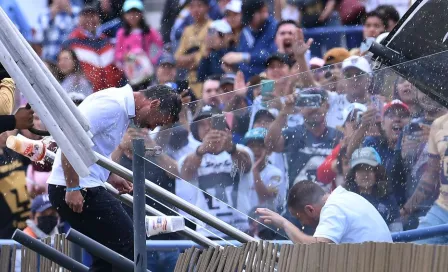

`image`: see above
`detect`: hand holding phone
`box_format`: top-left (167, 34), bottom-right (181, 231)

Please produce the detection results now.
top-left (211, 114), bottom-right (227, 131)
top-left (295, 94), bottom-right (322, 108)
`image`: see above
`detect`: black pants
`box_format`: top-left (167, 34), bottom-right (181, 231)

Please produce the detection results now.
top-left (48, 185), bottom-right (134, 272)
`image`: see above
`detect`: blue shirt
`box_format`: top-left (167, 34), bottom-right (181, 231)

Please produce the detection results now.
top-left (283, 125), bottom-right (343, 186)
top-left (237, 17), bottom-right (278, 79)
top-left (35, 6), bottom-right (80, 62)
top-left (362, 136), bottom-right (397, 174)
top-left (0, 0), bottom-right (32, 41)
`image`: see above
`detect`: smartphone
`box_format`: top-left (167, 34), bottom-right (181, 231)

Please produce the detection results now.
top-left (408, 123), bottom-right (422, 134)
top-left (211, 114), bottom-right (227, 131)
top-left (371, 96), bottom-right (383, 120)
top-left (356, 111), bottom-right (363, 125)
top-left (296, 94), bottom-right (322, 108)
top-left (176, 80), bottom-right (189, 94)
top-left (260, 80), bottom-right (275, 97)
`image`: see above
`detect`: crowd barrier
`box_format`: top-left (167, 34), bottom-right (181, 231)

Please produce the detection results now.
top-left (1, 223), bottom-right (447, 269)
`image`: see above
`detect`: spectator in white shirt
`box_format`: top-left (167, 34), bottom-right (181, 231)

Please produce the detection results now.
top-left (256, 180), bottom-right (393, 244)
top-left (242, 128), bottom-right (285, 211)
top-left (47, 84), bottom-right (182, 271)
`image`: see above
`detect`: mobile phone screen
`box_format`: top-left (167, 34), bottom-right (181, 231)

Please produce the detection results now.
top-left (296, 94), bottom-right (322, 108)
top-left (260, 80), bottom-right (275, 97)
top-left (211, 115), bottom-right (227, 131)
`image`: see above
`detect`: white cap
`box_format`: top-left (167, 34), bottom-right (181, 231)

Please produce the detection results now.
top-left (210, 20), bottom-right (232, 34)
top-left (225, 0), bottom-right (242, 13)
top-left (309, 57), bottom-right (325, 68)
top-left (341, 102), bottom-right (367, 124)
top-left (342, 56), bottom-right (372, 74)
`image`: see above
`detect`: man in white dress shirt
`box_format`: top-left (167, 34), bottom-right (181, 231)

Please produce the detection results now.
top-left (47, 84), bottom-right (182, 271)
top-left (257, 180), bottom-right (392, 244)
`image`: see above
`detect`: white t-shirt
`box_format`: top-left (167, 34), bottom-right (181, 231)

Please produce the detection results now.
top-left (48, 85), bottom-right (135, 188)
top-left (314, 186), bottom-right (393, 244)
top-left (326, 93), bottom-right (354, 128)
top-left (249, 163), bottom-right (286, 211)
top-left (178, 144), bottom-right (254, 238)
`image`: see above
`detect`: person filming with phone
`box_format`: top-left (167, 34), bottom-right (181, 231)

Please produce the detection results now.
top-left (265, 88), bottom-right (343, 190)
top-left (179, 106), bottom-right (253, 238)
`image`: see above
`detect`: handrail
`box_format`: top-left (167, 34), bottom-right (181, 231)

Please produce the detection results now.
top-left (44, 150), bottom-right (226, 247)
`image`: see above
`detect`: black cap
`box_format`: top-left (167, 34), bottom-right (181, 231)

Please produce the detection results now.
top-left (192, 105), bottom-right (223, 122)
top-left (80, 6), bottom-right (99, 16)
top-left (266, 52), bottom-right (291, 67)
top-left (191, 105), bottom-right (223, 142)
top-left (242, 0), bottom-right (266, 26)
top-left (158, 54), bottom-right (176, 66)
top-left (253, 109), bottom-right (275, 123)
top-left (220, 73), bottom-right (236, 86)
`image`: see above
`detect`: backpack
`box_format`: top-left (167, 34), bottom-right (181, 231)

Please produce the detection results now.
top-left (123, 48), bottom-right (154, 86)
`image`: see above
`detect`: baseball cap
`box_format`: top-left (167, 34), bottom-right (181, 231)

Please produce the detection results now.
top-left (342, 102), bottom-right (367, 124)
top-left (309, 57), bottom-right (325, 69)
top-left (210, 20), bottom-right (232, 34)
top-left (323, 48), bottom-right (350, 66)
top-left (383, 99), bottom-right (410, 116)
top-left (342, 56), bottom-right (372, 74)
top-left (158, 54), bottom-right (176, 66)
top-left (350, 147), bottom-right (382, 168)
top-left (253, 109), bottom-right (276, 123)
top-left (220, 73), bottom-right (235, 86)
top-left (192, 105), bottom-right (223, 122)
top-left (31, 194), bottom-right (53, 213)
top-left (242, 127), bottom-right (268, 144)
top-left (225, 0), bottom-right (242, 13)
top-left (266, 52), bottom-right (291, 68)
top-left (123, 0), bottom-right (144, 12)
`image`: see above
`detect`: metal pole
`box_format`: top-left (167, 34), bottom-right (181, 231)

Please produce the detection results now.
top-left (392, 223), bottom-right (448, 242)
top-left (44, 150), bottom-right (219, 248)
top-left (95, 152), bottom-right (256, 243)
top-left (66, 228), bottom-right (141, 272)
top-left (133, 138), bottom-right (147, 271)
top-left (70, 243), bottom-right (83, 263)
top-left (12, 229), bottom-right (89, 272)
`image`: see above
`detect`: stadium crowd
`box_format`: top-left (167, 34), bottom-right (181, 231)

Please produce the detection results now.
top-left (3, 0), bottom-right (448, 271)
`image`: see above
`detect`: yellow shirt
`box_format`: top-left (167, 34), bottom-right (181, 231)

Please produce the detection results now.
top-left (427, 114), bottom-right (448, 210)
top-left (175, 20), bottom-right (211, 97)
top-left (0, 78), bottom-right (15, 115)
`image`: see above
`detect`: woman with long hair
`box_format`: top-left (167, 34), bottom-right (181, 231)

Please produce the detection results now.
top-left (114, 0), bottom-right (163, 78)
top-left (57, 49), bottom-right (93, 96)
top-left (345, 147), bottom-right (402, 232)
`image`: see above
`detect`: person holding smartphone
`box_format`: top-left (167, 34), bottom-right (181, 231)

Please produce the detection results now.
top-left (179, 106), bottom-right (253, 238)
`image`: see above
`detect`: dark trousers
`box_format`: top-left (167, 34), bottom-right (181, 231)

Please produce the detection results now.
top-left (48, 185), bottom-right (134, 272)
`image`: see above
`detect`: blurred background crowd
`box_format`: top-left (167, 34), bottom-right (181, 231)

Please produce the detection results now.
top-left (3, 0), bottom-right (448, 271)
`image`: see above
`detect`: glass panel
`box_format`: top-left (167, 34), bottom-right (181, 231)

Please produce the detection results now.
top-left (121, 50), bottom-right (448, 241)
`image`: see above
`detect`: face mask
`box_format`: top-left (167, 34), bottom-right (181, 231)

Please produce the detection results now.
top-left (37, 215), bottom-right (58, 234)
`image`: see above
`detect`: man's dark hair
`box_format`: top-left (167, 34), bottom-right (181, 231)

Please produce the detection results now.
top-left (362, 10), bottom-right (388, 29)
top-left (276, 20), bottom-right (298, 34)
top-left (287, 181), bottom-right (325, 211)
top-left (140, 85), bottom-right (182, 122)
top-left (375, 5), bottom-right (400, 24)
top-left (205, 74), bottom-right (222, 82)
